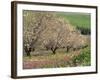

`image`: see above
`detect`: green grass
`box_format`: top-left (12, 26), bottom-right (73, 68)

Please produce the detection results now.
top-left (57, 12), bottom-right (91, 29)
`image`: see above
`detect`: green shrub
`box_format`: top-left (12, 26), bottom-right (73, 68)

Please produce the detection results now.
top-left (71, 47), bottom-right (91, 66)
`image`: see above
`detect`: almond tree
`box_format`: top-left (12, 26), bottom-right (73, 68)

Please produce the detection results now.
top-left (41, 17), bottom-right (72, 54)
top-left (23, 11), bottom-right (56, 56)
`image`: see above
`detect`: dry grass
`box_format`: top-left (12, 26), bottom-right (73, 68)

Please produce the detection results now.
top-left (23, 49), bottom-right (83, 69)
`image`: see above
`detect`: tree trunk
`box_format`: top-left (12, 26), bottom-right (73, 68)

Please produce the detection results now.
top-left (51, 47), bottom-right (57, 54)
top-left (66, 46), bottom-right (70, 52)
top-left (24, 45), bottom-right (31, 57)
top-left (26, 52), bottom-right (31, 56)
top-left (52, 50), bottom-right (56, 54)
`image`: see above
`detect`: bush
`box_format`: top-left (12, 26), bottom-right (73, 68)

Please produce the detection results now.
top-left (71, 47), bottom-right (91, 66)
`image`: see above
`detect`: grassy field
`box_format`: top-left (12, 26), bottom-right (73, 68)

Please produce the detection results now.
top-left (23, 47), bottom-right (90, 69)
top-left (57, 12), bottom-right (91, 29)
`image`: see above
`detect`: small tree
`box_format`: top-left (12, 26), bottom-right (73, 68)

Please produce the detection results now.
top-left (64, 30), bottom-right (89, 52)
